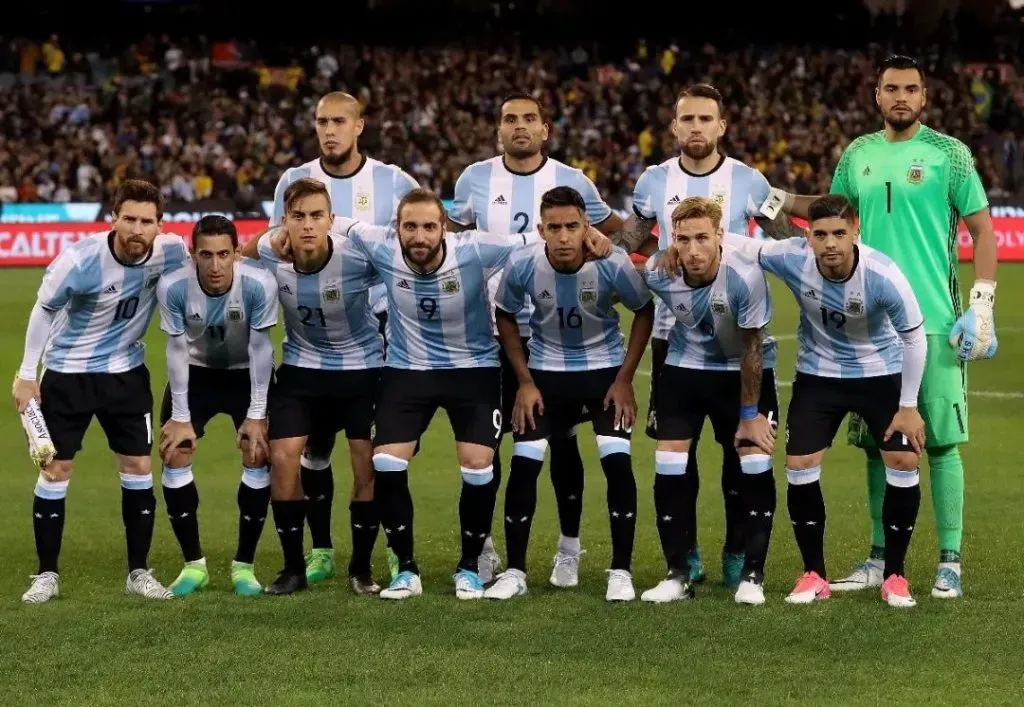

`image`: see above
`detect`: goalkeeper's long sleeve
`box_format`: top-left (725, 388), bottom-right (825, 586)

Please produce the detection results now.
top-left (18, 303), bottom-right (57, 381)
top-left (898, 325), bottom-right (927, 408)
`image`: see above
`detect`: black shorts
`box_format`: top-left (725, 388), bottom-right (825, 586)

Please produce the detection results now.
top-left (40, 366), bottom-right (154, 460)
top-left (159, 365), bottom-right (250, 438)
top-left (374, 367), bottom-right (502, 449)
top-left (268, 364), bottom-right (380, 441)
top-left (645, 338), bottom-right (669, 439)
top-left (515, 367), bottom-right (629, 442)
top-left (786, 372), bottom-right (915, 456)
top-left (656, 365), bottom-right (780, 445)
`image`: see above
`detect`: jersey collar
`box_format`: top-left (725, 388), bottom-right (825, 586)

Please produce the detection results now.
top-left (677, 152), bottom-right (726, 178)
top-left (319, 153), bottom-right (367, 180)
top-left (107, 231), bottom-right (155, 267)
top-left (502, 154), bottom-right (548, 177)
top-left (293, 237), bottom-right (334, 275)
top-left (816, 244), bottom-right (860, 283)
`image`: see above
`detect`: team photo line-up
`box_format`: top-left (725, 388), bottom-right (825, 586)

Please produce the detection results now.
top-left (12, 55), bottom-right (999, 608)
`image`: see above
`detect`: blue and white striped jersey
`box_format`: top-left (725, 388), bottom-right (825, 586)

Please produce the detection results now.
top-left (725, 233), bottom-right (924, 378)
top-left (36, 231), bottom-right (187, 374)
top-left (495, 244), bottom-right (651, 371)
top-left (632, 155), bottom-right (773, 340)
top-left (271, 155), bottom-right (419, 316)
top-left (642, 242), bottom-right (777, 371)
top-left (157, 259), bottom-right (278, 370)
top-left (449, 156), bottom-right (613, 337)
top-left (337, 216), bottom-right (536, 370)
top-left (257, 230), bottom-right (382, 370)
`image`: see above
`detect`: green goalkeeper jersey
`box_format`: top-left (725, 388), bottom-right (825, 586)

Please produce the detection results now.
top-left (829, 124), bottom-right (989, 335)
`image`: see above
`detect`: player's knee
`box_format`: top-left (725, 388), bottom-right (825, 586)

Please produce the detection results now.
top-left (655, 440), bottom-right (690, 454)
top-left (785, 453), bottom-right (824, 472)
top-left (881, 451), bottom-right (919, 472)
top-left (242, 441), bottom-right (268, 469)
top-left (41, 460), bottom-right (73, 483)
top-left (164, 447), bottom-right (193, 470)
top-left (118, 455), bottom-right (151, 476)
top-left (270, 441), bottom-right (302, 473)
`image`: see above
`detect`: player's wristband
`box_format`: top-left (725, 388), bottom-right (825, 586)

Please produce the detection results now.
top-left (739, 404), bottom-right (758, 421)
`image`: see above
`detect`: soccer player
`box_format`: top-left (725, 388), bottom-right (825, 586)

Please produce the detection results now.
top-left (270, 91), bottom-right (419, 587)
top-left (727, 195), bottom-right (929, 607)
top-left (447, 93), bottom-right (628, 586)
top-left (241, 178), bottom-right (383, 595)
top-left (155, 216), bottom-right (278, 597)
top-left (333, 187), bottom-right (611, 600)
top-left (638, 197), bottom-right (779, 606)
top-left (13, 179), bottom-right (187, 603)
top-left (484, 186), bottom-right (654, 602)
top-left (822, 55), bottom-right (999, 598)
top-left (626, 83), bottom-right (797, 587)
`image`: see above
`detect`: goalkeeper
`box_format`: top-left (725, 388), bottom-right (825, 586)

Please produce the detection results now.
top-left (786, 55), bottom-right (998, 599)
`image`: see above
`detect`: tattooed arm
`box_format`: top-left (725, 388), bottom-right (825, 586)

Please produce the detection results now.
top-left (735, 326), bottom-right (775, 453)
top-left (753, 211), bottom-right (804, 241)
top-left (607, 212), bottom-right (659, 255)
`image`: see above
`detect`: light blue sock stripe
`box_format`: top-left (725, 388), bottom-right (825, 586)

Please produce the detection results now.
top-left (597, 439), bottom-right (630, 458)
top-left (242, 465), bottom-right (269, 477)
top-left (512, 442), bottom-right (546, 461)
top-left (373, 455), bottom-right (409, 473)
top-left (120, 474), bottom-right (154, 491)
top-left (786, 466), bottom-right (821, 484)
top-left (162, 464), bottom-right (193, 478)
top-left (739, 457), bottom-right (773, 475)
top-left (655, 461), bottom-right (685, 476)
top-left (34, 482), bottom-right (68, 500)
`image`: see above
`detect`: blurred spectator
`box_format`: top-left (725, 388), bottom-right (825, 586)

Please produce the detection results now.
top-left (0, 28), bottom-right (1021, 210)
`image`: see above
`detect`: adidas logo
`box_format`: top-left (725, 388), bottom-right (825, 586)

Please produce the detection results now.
top-left (397, 279), bottom-right (412, 290)
top-left (667, 195), bottom-right (680, 205)
top-left (189, 313), bottom-right (202, 321)
top-left (675, 302), bottom-right (688, 312)
top-left (538, 289), bottom-right (553, 300)
top-left (492, 195), bottom-right (507, 205)
top-left (279, 284), bottom-right (292, 294)
top-left (104, 284), bottom-right (117, 294)
top-left (862, 166), bottom-right (871, 176)
top-left (802, 289), bottom-right (817, 299)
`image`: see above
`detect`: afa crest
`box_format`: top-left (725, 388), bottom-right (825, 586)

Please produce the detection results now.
top-left (710, 189), bottom-right (727, 207)
top-left (441, 277), bottom-right (461, 294)
top-left (579, 288), bottom-right (597, 305)
top-left (227, 307), bottom-right (242, 322)
top-left (322, 284), bottom-right (341, 302)
top-left (710, 293), bottom-right (728, 315)
top-left (907, 165), bottom-right (924, 185)
top-left (846, 294), bottom-right (864, 315)
top-left (355, 192), bottom-right (371, 211)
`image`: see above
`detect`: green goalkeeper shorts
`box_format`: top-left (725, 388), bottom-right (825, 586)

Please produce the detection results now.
top-left (847, 334), bottom-right (969, 450)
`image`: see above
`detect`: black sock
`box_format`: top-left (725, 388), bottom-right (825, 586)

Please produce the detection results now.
top-left (504, 454), bottom-right (544, 572)
top-left (162, 467), bottom-right (202, 562)
top-left (684, 446), bottom-right (700, 553)
top-left (739, 459), bottom-right (776, 578)
top-left (721, 451), bottom-right (745, 554)
top-left (271, 499), bottom-right (306, 574)
top-left (654, 451), bottom-right (693, 575)
top-left (235, 466), bottom-right (271, 564)
top-left (600, 452), bottom-right (637, 572)
top-left (787, 474), bottom-right (826, 578)
top-left (457, 466), bottom-right (496, 573)
top-left (348, 500), bottom-right (380, 577)
top-left (882, 469), bottom-right (922, 579)
top-left (121, 476), bottom-right (157, 572)
top-left (33, 494), bottom-right (66, 574)
top-left (373, 456), bottom-right (417, 575)
top-left (301, 463), bottom-right (334, 550)
top-left (549, 435), bottom-right (584, 538)
top-left (480, 453), bottom-right (503, 538)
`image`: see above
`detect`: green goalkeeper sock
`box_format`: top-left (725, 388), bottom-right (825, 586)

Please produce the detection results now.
top-left (867, 451), bottom-right (886, 552)
top-left (928, 445), bottom-right (964, 555)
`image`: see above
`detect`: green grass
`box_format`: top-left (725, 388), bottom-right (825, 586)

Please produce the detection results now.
top-left (1, 265), bottom-right (1022, 706)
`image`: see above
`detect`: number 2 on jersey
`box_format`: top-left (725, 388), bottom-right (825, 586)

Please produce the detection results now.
top-left (298, 305), bottom-right (327, 327)
top-left (513, 212), bottom-right (530, 233)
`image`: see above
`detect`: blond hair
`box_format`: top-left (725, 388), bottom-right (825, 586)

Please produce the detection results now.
top-left (671, 196), bottom-right (723, 231)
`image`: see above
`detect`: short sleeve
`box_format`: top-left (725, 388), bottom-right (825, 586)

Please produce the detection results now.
top-left (829, 144), bottom-right (858, 208)
top-left (573, 170), bottom-right (613, 225)
top-left (270, 170), bottom-right (292, 226)
top-left (608, 249), bottom-right (652, 311)
top-left (494, 257), bottom-right (526, 315)
top-left (246, 269), bottom-right (279, 330)
top-left (36, 250), bottom-right (80, 311)
top-left (447, 167), bottom-right (476, 227)
top-left (746, 168), bottom-right (772, 217)
top-left (157, 277), bottom-right (186, 336)
top-left (631, 168), bottom-right (657, 219)
top-left (731, 266), bottom-right (771, 330)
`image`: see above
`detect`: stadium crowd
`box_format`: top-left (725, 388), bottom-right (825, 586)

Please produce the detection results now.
top-left (1, 25), bottom-right (1022, 209)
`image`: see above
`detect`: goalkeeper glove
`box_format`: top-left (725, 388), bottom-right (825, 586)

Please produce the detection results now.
top-left (949, 281), bottom-right (997, 361)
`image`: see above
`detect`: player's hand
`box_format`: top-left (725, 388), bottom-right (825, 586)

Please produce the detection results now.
top-left (159, 420), bottom-right (197, 461)
top-left (949, 281), bottom-right (997, 361)
top-left (603, 378), bottom-right (637, 433)
top-left (237, 418), bottom-right (269, 467)
top-left (12, 376), bottom-right (40, 413)
top-left (656, 246), bottom-right (683, 280)
top-left (735, 414), bottom-right (776, 455)
top-left (583, 227), bottom-right (613, 261)
top-left (884, 406), bottom-right (926, 455)
top-left (269, 228), bottom-right (294, 263)
top-left (513, 382), bottom-right (544, 433)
